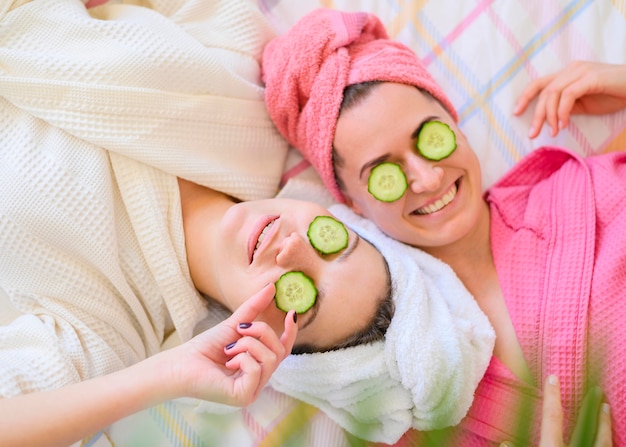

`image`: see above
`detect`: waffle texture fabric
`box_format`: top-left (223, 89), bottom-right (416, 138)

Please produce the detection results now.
top-left (414, 147), bottom-right (626, 446)
top-left (0, 0), bottom-right (287, 396)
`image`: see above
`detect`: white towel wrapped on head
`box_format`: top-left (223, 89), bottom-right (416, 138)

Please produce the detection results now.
top-left (269, 204), bottom-right (495, 444)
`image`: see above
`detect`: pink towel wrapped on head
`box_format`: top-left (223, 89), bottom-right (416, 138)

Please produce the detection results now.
top-left (262, 7), bottom-right (457, 203)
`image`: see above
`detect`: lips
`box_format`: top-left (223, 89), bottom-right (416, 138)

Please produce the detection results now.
top-left (248, 216), bottom-right (278, 264)
top-left (412, 181), bottom-right (458, 215)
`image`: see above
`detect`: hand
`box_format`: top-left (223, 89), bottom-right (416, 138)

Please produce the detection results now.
top-left (500, 375), bottom-right (612, 447)
top-left (513, 61), bottom-right (626, 138)
top-left (162, 283), bottom-right (298, 407)
top-left (539, 375), bottom-right (612, 447)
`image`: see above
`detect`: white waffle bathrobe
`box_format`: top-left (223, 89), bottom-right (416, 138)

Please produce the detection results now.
top-left (0, 0), bottom-right (288, 396)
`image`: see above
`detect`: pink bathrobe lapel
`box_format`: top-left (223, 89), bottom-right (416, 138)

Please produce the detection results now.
top-left (464, 147), bottom-right (595, 445)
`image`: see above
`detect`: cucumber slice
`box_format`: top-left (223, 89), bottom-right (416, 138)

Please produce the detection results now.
top-left (368, 162), bottom-right (407, 202)
top-left (416, 121), bottom-right (457, 160)
top-left (307, 215), bottom-right (349, 255)
top-left (274, 271), bottom-right (317, 314)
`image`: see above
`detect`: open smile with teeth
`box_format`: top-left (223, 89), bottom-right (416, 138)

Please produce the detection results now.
top-left (253, 219), bottom-right (276, 258)
top-left (413, 182), bottom-right (458, 215)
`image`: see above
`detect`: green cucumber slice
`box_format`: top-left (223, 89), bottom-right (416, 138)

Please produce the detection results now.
top-left (307, 215), bottom-right (349, 255)
top-left (368, 162), bottom-right (407, 202)
top-left (274, 271), bottom-right (317, 314)
top-left (416, 121), bottom-right (457, 160)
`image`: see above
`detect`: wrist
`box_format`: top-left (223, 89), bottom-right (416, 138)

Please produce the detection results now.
top-left (130, 350), bottom-right (186, 405)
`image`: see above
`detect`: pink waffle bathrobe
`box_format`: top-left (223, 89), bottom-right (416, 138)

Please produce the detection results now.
top-left (397, 147), bottom-right (626, 446)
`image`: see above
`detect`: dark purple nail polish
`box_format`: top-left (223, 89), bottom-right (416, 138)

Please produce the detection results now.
top-left (293, 312), bottom-right (297, 323)
top-left (239, 322), bottom-right (252, 329)
top-left (225, 341), bottom-right (237, 350)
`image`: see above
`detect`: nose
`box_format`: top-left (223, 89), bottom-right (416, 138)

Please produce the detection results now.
top-left (276, 232), bottom-right (316, 271)
top-left (405, 155), bottom-right (444, 193)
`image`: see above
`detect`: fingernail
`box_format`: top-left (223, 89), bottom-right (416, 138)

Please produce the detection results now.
top-left (239, 322), bottom-right (252, 329)
top-left (293, 312), bottom-right (297, 323)
top-left (513, 102), bottom-right (521, 114)
top-left (225, 341), bottom-right (237, 350)
top-left (548, 374), bottom-right (558, 386)
top-left (602, 402), bottom-right (610, 415)
top-left (558, 120), bottom-right (564, 129)
top-left (528, 126), bottom-right (536, 138)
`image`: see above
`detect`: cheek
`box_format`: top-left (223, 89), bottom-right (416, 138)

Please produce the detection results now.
top-left (256, 304), bottom-right (287, 337)
top-left (372, 212), bottom-right (410, 242)
top-left (354, 200), bottom-right (408, 241)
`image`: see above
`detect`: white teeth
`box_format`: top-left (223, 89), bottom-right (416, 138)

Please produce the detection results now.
top-left (414, 183), bottom-right (457, 215)
top-left (253, 221), bottom-right (274, 255)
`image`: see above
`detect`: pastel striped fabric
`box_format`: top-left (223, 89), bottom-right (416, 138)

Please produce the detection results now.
top-left (87, 1), bottom-right (625, 446)
top-left (265, 0), bottom-right (626, 190)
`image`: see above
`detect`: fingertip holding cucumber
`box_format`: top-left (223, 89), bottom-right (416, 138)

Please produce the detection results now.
top-left (274, 271), bottom-right (317, 314)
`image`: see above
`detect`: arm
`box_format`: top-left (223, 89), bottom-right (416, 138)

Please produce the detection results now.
top-left (513, 61), bottom-right (626, 138)
top-left (0, 283), bottom-right (297, 447)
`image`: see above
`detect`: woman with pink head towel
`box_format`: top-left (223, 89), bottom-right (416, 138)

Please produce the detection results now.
top-left (263, 7), bottom-right (456, 204)
top-left (263, 7), bottom-right (626, 446)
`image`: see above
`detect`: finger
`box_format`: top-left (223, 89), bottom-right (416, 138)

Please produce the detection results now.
top-left (224, 351), bottom-right (263, 405)
top-left (228, 283), bottom-right (276, 324)
top-left (539, 62), bottom-right (606, 135)
top-left (514, 75), bottom-right (554, 116)
top-left (235, 310), bottom-right (298, 359)
top-left (230, 313), bottom-right (297, 387)
top-left (279, 310), bottom-right (298, 355)
top-left (543, 87), bottom-right (562, 137)
top-left (528, 87), bottom-right (549, 139)
top-left (556, 73), bottom-right (600, 128)
top-left (593, 403), bottom-right (612, 447)
top-left (225, 336), bottom-right (282, 397)
top-left (570, 386), bottom-right (604, 447)
top-left (539, 375), bottom-right (563, 447)
top-left (236, 321), bottom-right (287, 359)
top-left (226, 336), bottom-right (278, 367)
top-left (526, 63), bottom-right (591, 138)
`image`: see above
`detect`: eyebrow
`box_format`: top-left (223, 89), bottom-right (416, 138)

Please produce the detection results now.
top-left (358, 115), bottom-right (441, 180)
top-left (359, 154), bottom-right (389, 181)
top-left (337, 232), bottom-right (359, 262)
top-left (300, 286), bottom-right (322, 331)
top-left (410, 115), bottom-right (440, 140)
top-left (299, 234), bottom-right (359, 330)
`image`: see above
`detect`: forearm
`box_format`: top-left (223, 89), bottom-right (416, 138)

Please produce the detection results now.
top-left (0, 354), bottom-right (176, 447)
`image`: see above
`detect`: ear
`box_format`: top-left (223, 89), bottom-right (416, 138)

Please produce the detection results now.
top-left (344, 196), bottom-right (364, 217)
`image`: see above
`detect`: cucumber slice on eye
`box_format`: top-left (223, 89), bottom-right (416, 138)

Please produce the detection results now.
top-left (307, 215), bottom-right (349, 255)
top-left (416, 121), bottom-right (457, 160)
top-left (368, 162), bottom-right (408, 202)
top-left (274, 271), bottom-right (318, 314)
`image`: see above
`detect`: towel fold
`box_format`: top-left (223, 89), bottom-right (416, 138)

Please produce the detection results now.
top-left (270, 204), bottom-right (495, 444)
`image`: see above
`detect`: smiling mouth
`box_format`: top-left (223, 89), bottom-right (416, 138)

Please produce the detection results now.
top-left (412, 181), bottom-right (458, 215)
top-left (252, 219), bottom-right (276, 261)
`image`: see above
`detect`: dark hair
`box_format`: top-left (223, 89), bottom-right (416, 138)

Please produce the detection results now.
top-left (291, 251), bottom-right (394, 355)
